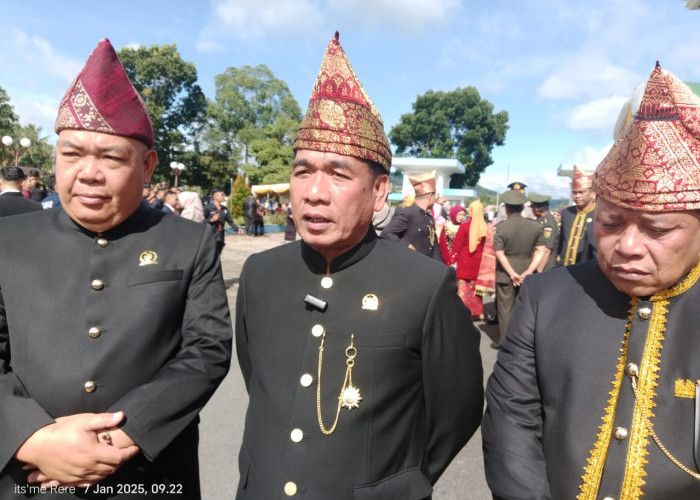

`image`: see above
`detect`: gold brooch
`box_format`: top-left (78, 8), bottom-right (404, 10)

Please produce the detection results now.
top-left (362, 294), bottom-right (379, 311)
top-left (139, 250), bottom-right (158, 266)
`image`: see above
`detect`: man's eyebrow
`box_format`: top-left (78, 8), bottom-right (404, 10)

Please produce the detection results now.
top-left (55, 140), bottom-right (130, 156)
top-left (292, 158), bottom-right (351, 170)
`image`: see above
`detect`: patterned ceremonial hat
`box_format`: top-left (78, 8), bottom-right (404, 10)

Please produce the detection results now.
top-left (593, 62), bottom-right (700, 211)
top-left (571, 166), bottom-right (594, 190)
top-left (293, 32), bottom-right (392, 172)
top-left (55, 38), bottom-right (154, 148)
top-left (409, 169), bottom-right (436, 196)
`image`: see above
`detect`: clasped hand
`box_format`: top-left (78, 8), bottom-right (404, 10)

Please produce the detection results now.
top-left (15, 411), bottom-right (139, 488)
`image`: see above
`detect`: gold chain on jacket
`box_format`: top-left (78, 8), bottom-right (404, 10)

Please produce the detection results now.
top-left (317, 333), bottom-right (362, 435)
top-left (578, 257), bottom-right (700, 499)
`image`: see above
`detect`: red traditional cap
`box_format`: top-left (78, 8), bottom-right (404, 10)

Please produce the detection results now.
top-left (409, 169), bottom-right (436, 196)
top-left (593, 62), bottom-right (700, 211)
top-left (571, 165), bottom-right (594, 190)
top-left (55, 38), bottom-right (154, 148)
top-left (293, 32), bottom-right (392, 172)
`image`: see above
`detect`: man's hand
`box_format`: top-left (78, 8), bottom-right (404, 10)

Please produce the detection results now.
top-left (16, 412), bottom-right (139, 487)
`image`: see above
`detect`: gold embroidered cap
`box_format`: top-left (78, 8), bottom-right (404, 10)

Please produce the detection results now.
top-left (593, 62), bottom-right (700, 211)
top-left (293, 32), bottom-right (392, 172)
top-left (55, 38), bottom-right (154, 148)
top-left (409, 169), bottom-right (436, 196)
top-left (571, 165), bottom-right (594, 190)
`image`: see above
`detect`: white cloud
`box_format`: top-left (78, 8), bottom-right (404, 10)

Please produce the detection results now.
top-left (196, 39), bottom-right (226, 54)
top-left (538, 53), bottom-right (642, 101)
top-left (198, 0), bottom-right (325, 44)
top-left (565, 96), bottom-right (627, 131)
top-left (337, 0), bottom-right (461, 30)
top-left (562, 142), bottom-right (613, 172)
top-left (6, 29), bottom-right (83, 84)
top-left (198, 0), bottom-right (461, 49)
top-left (10, 92), bottom-right (60, 142)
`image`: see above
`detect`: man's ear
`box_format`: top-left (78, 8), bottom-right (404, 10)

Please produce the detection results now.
top-left (143, 149), bottom-right (159, 182)
top-left (373, 174), bottom-right (390, 212)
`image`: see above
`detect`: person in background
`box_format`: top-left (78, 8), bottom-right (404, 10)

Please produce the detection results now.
top-left (0, 38), bottom-right (231, 499)
top-left (380, 169), bottom-right (444, 262)
top-left (450, 200), bottom-right (488, 320)
top-left (483, 62), bottom-right (700, 499)
top-left (21, 169), bottom-right (41, 200)
top-left (0, 166), bottom-right (42, 217)
top-left (528, 193), bottom-right (559, 272)
top-left (253, 197), bottom-right (265, 236)
top-left (161, 190), bottom-right (179, 215)
top-left (492, 190), bottom-right (545, 348)
top-left (371, 194), bottom-right (395, 235)
top-left (235, 31), bottom-right (483, 499)
top-left (141, 183), bottom-right (152, 204)
top-left (243, 193), bottom-right (256, 236)
top-left (283, 202), bottom-right (296, 242)
top-left (439, 204), bottom-right (466, 263)
top-left (149, 184), bottom-right (166, 210)
top-left (41, 174), bottom-right (62, 209)
top-left (557, 165), bottom-right (597, 266)
top-left (178, 191), bottom-right (204, 223)
top-left (204, 187), bottom-right (241, 255)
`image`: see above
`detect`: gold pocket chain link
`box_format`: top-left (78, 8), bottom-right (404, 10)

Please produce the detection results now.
top-left (317, 333), bottom-right (362, 435)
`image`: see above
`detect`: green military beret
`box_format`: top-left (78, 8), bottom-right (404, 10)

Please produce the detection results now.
top-left (502, 190), bottom-right (527, 205)
top-left (528, 193), bottom-right (551, 204)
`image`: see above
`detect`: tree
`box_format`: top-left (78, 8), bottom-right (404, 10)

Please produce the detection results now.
top-left (13, 124), bottom-right (54, 171)
top-left (228, 173), bottom-right (250, 218)
top-left (389, 87), bottom-right (509, 187)
top-left (0, 86), bottom-right (19, 138)
top-left (205, 65), bottom-right (301, 187)
top-left (118, 44), bottom-right (207, 184)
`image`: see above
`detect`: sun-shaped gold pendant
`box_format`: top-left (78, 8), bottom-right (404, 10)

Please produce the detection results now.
top-left (340, 385), bottom-right (362, 410)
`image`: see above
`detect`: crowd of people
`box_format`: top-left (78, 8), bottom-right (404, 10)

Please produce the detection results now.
top-left (0, 32), bottom-right (699, 500)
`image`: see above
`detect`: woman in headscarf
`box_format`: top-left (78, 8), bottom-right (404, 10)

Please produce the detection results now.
top-left (450, 200), bottom-right (488, 320)
top-left (177, 191), bottom-right (205, 223)
top-left (439, 204), bottom-right (467, 264)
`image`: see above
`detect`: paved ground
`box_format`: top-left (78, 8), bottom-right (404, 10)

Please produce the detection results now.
top-left (199, 232), bottom-right (500, 499)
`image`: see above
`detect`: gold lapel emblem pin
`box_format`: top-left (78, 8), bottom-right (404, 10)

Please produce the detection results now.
top-left (139, 250), bottom-right (158, 266)
top-left (362, 294), bottom-right (379, 311)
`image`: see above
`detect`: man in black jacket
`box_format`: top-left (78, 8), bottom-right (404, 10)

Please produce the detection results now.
top-left (483, 62), bottom-right (700, 500)
top-left (235, 32), bottom-right (483, 500)
top-left (204, 188), bottom-right (240, 255)
top-left (0, 38), bottom-right (231, 499)
top-left (0, 166), bottom-right (42, 217)
top-left (380, 169), bottom-right (444, 262)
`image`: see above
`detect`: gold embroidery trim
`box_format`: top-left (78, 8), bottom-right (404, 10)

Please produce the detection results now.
top-left (674, 379), bottom-right (700, 399)
top-left (563, 203), bottom-right (595, 266)
top-left (577, 257), bottom-right (700, 499)
top-left (619, 299), bottom-right (666, 499)
top-left (577, 299), bottom-right (636, 500)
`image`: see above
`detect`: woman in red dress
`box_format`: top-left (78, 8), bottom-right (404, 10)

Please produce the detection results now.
top-left (439, 205), bottom-right (467, 263)
top-left (450, 200), bottom-right (487, 319)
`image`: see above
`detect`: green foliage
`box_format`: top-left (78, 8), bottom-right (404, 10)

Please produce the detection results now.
top-left (389, 87), bottom-right (509, 187)
top-left (205, 65), bottom-right (301, 188)
top-left (0, 86), bottom-right (19, 138)
top-left (264, 213), bottom-right (286, 226)
top-left (118, 44), bottom-right (207, 185)
top-left (229, 173), bottom-right (250, 218)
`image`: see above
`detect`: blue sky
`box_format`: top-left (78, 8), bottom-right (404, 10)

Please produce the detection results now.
top-left (1, 0), bottom-right (699, 197)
